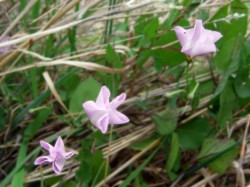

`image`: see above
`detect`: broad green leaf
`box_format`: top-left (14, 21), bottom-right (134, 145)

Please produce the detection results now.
top-left (213, 35), bottom-right (243, 97)
top-left (212, 36), bottom-right (242, 74)
top-left (63, 74), bottom-right (81, 100)
top-left (198, 138), bottom-right (236, 158)
top-left (61, 181), bottom-right (77, 187)
top-left (209, 147), bottom-right (238, 173)
top-left (143, 17), bottom-right (159, 41)
top-left (131, 135), bottom-right (158, 151)
top-left (134, 15), bottom-right (153, 36)
top-left (217, 81), bottom-right (236, 127)
top-left (23, 108), bottom-right (51, 141)
top-left (106, 44), bottom-right (122, 68)
top-left (152, 32), bottom-right (186, 70)
top-left (69, 77), bottom-right (101, 113)
top-left (176, 118), bottom-right (212, 150)
top-left (134, 15), bottom-right (154, 47)
top-left (182, 0), bottom-right (201, 6)
top-left (198, 138), bottom-right (239, 173)
top-left (76, 160), bottom-right (92, 185)
top-left (161, 10), bottom-right (189, 29)
top-left (234, 52), bottom-right (250, 98)
top-left (152, 108), bottom-right (178, 135)
top-left (208, 0), bottom-right (248, 41)
top-left (166, 133), bottom-right (180, 172)
top-left (90, 150), bottom-right (107, 186)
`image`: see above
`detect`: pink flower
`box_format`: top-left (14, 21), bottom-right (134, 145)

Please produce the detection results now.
top-left (82, 86), bottom-right (129, 134)
top-left (0, 36), bottom-right (12, 54)
top-left (34, 137), bottom-right (75, 174)
top-left (174, 20), bottom-right (222, 57)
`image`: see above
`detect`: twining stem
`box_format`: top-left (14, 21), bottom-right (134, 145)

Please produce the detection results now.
top-left (104, 125), bottom-right (113, 186)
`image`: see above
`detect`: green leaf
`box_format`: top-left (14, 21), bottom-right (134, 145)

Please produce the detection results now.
top-left (160, 10), bottom-right (189, 29)
top-left (213, 35), bottom-right (243, 97)
top-left (10, 143), bottom-right (27, 187)
top-left (212, 36), bottom-right (242, 74)
top-left (166, 133), bottom-right (180, 172)
top-left (217, 81), bottom-right (236, 127)
top-left (106, 44), bottom-right (122, 68)
top-left (61, 181), bottom-right (77, 187)
top-left (90, 150), bottom-right (107, 186)
top-left (69, 77), bottom-right (101, 113)
top-left (176, 118), bottom-right (212, 150)
top-left (152, 108), bottom-right (178, 135)
top-left (143, 17), bottom-right (159, 41)
top-left (131, 135), bottom-right (158, 151)
top-left (198, 138), bottom-right (239, 173)
top-left (152, 32), bottom-right (186, 70)
top-left (76, 160), bottom-right (92, 185)
top-left (208, 0), bottom-right (248, 40)
top-left (234, 56), bottom-right (250, 98)
top-left (23, 108), bottom-right (51, 141)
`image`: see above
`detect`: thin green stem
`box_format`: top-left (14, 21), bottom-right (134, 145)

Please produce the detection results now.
top-left (104, 125), bottom-right (113, 186)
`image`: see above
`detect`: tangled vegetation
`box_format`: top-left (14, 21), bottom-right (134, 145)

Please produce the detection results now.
top-left (0, 0), bottom-right (250, 186)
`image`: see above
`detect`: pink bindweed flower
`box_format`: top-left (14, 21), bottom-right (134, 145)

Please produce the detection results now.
top-left (0, 36), bottom-right (12, 54)
top-left (82, 86), bottom-right (129, 134)
top-left (173, 19), bottom-right (222, 58)
top-left (34, 137), bottom-right (75, 174)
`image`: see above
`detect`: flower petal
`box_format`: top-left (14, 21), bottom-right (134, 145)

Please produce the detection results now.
top-left (91, 111), bottom-right (109, 133)
top-left (96, 86), bottom-right (110, 108)
top-left (99, 115), bottom-right (109, 133)
top-left (109, 110), bottom-right (129, 125)
top-left (191, 20), bottom-right (204, 42)
top-left (175, 19), bottom-right (222, 57)
top-left (34, 156), bottom-right (53, 165)
top-left (207, 30), bottom-right (223, 42)
top-left (64, 151), bottom-right (75, 159)
top-left (83, 101), bottom-right (100, 118)
top-left (0, 36), bottom-right (11, 54)
top-left (173, 26), bottom-right (190, 48)
top-left (53, 154), bottom-right (66, 174)
top-left (54, 137), bottom-right (65, 154)
top-left (110, 93), bottom-right (126, 109)
top-left (40, 140), bottom-right (54, 152)
top-left (183, 41), bottom-right (216, 57)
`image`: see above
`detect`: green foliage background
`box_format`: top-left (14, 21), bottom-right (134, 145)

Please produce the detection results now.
top-left (0, 0), bottom-right (250, 186)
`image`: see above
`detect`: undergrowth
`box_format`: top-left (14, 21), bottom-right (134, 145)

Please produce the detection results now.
top-left (0, 0), bottom-right (250, 186)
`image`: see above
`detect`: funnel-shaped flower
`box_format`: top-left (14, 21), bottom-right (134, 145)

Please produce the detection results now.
top-left (174, 20), bottom-right (222, 57)
top-left (83, 86), bottom-right (129, 134)
top-left (34, 137), bottom-right (75, 174)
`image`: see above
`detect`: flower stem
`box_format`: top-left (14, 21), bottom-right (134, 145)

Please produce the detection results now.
top-left (104, 125), bottom-right (113, 186)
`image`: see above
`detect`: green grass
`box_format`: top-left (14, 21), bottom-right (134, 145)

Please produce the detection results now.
top-left (0, 0), bottom-right (250, 186)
